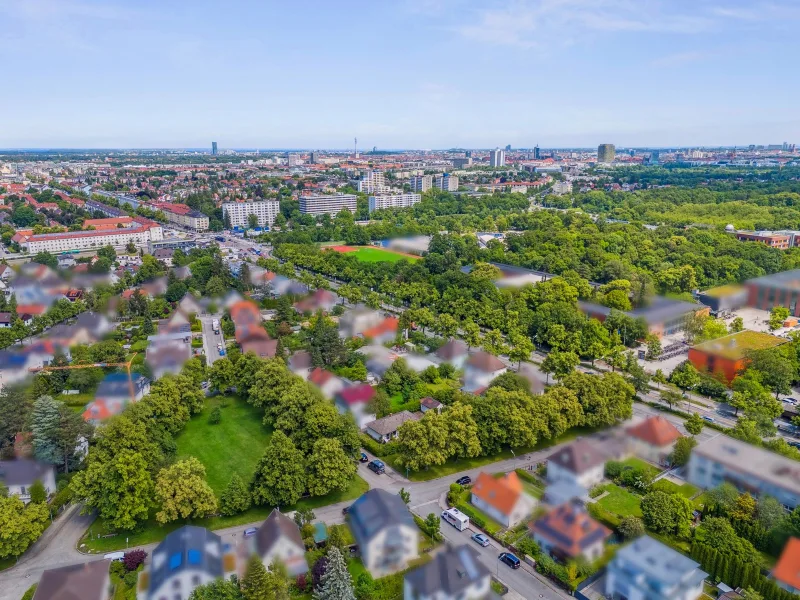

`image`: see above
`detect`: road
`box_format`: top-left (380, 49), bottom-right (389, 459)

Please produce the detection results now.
top-left (199, 315), bottom-right (226, 365)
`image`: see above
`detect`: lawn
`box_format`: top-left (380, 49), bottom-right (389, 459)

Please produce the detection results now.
top-left (620, 457), bottom-right (662, 480)
top-left (651, 479), bottom-right (700, 499)
top-left (176, 395), bottom-right (271, 494)
top-left (329, 245), bottom-right (419, 263)
top-left (596, 484), bottom-right (643, 518)
top-left (81, 476), bottom-right (369, 553)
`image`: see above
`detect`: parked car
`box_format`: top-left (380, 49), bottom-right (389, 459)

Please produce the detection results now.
top-left (244, 528), bottom-right (258, 538)
top-left (455, 475), bottom-right (471, 486)
top-left (499, 552), bottom-right (521, 569)
top-left (104, 552), bottom-right (125, 562)
top-left (784, 398), bottom-right (798, 405)
top-left (368, 460), bottom-right (385, 474)
top-left (342, 506), bottom-right (350, 515)
top-left (471, 533), bottom-right (490, 547)
top-left (359, 452), bottom-right (369, 463)
top-left (702, 416), bottom-right (715, 423)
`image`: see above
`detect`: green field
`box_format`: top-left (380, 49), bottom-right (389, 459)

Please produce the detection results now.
top-left (176, 396), bottom-right (272, 494)
top-left (350, 247), bottom-right (419, 263)
top-left (596, 484), bottom-right (643, 518)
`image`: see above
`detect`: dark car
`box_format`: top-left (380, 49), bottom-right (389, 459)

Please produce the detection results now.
top-left (342, 506), bottom-right (350, 515)
top-left (368, 459), bottom-right (385, 474)
top-left (456, 476), bottom-right (471, 486)
top-left (359, 452), bottom-right (369, 463)
top-left (499, 552), bottom-right (521, 569)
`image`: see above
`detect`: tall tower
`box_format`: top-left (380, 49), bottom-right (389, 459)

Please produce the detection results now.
top-left (597, 143), bottom-right (616, 163)
top-left (211, 141), bottom-right (218, 155)
top-left (354, 137), bottom-right (359, 159)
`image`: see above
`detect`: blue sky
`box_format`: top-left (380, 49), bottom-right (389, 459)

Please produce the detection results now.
top-left (1, 0), bottom-right (798, 149)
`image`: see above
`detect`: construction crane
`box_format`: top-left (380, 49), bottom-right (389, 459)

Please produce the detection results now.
top-left (30, 353), bottom-right (140, 403)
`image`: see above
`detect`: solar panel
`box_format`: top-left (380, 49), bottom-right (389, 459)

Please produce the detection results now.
top-left (169, 552), bottom-right (182, 570)
top-left (188, 549), bottom-right (202, 565)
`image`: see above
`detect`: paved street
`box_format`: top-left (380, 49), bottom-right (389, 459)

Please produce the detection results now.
top-left (199, 315), bottom-right (226, 365)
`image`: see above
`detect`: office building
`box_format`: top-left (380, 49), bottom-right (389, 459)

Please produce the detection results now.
top-left (734, 230), bottom-right (800, 249)
top-left (687, 434), bottom-right (800, 509)
top-left (489, 149), bottom-right (505, 167)
top-left (368, 193), bottom-right (421, 212)
top-left (744, 269), bottom-right (800, 315)
top-left (505, 144), bottom-right (511, 151)
top-left (15, 216), bottom-right (162, 253)
top-left (222, 200), bottom-right (281, 228)
top-left (354, 170), bottom-right (388, 194)
top-left (309, 151), bottom-right (317, 164)
top-left (451, 157), bottom-right (472, 168)
top-left (688, 330), bottom-right (786, 383)
top-left (534, 145), bottom-right (541, 160)
top-left (409, 175), bottom-right (433, 193)
top-left (299, 194), bottom-right (357, 216)
top-left (433, 173), bottom-right (458, 191)
top-left (211, 142), bottom-right (218, 155)
top-left (648, 150), bottom-right (660, 165)
top-left (287, 153), bottom-right (301, 167)
top-left (597, 143), bottom-right (616, 163)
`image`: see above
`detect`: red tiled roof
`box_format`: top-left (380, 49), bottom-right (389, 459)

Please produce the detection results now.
top-left (471, 472), bottom-right (523, 515)
top-left (466, 351), bottom-right (506, 372)
top-left (337, 384), bottom-right (375, 405)
top-left (627, 416), bottom-right (681, 447)
top-left (16, 304), bottom-right (46, 316)
top-left (309, 367), bottom-right (335, 386)
top-left (361, 316), bottom-right (398, 339)
top-left (530, 501), bottom-right (611, 558)
top-left (774, 537), bottom-right (800, 591)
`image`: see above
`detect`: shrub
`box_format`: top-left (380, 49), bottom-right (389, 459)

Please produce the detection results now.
top-left (29, 480), bottom-right (47, 504)
top-left (605, 461), bottom-right (624, 480)
top-left (311, 556), bottom-right (328, 588)
top-left (295, 574), bottom-right (308, 592)
top-left (359, 433), bottom-right (398, 458)
top-left (123, 549), bottom-right (147, 572)
top-left (110, 561), bottom-right (126, 579)
top-left (448, 483), bottom-right (464, 505)
top-left (619, 516), bottom-right (645, 539)
top-left (123, 570), bottom-right (138, 587)
top-left (208, 405), bottom-right (221, 425)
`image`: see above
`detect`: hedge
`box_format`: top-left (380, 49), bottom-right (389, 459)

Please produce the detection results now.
top-left (359, 433), bottom-right (398, 458)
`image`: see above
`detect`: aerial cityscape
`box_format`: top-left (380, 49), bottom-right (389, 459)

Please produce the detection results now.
top-left (2, 2), bottom-right (800, 600)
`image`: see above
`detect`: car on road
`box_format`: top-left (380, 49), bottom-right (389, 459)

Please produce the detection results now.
top-left (244, 528), bottom-right (258, 537)
top-left (104, 552), bottom-right (125, 562)
top-left (784, 398), bottom-right (798, 405)
top-left (455, 476), bottom-right (471, 486)
top-left (498, 552), bottom-right (521, 569)
top-left (368, 459), bottom-right (385, 474)
top-left (219, 348), bottom-right (226, 356)
top-left (702, 416), bottom-right (715, 423)
top-left (359, 452), bottom-right (369, 463)
top-left (788, 441), bottom-right (800, 449)
top-left (342, 506), bottom-right (350, 515)
top-left (471, 533), bottom-right (490, 547)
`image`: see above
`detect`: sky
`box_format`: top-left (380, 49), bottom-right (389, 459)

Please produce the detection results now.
top-left (1, 0), bottom-right (799, 149)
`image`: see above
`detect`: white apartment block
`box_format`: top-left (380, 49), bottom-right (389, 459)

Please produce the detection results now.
top-left (433, 174), bottom-right (458, 191)
top-left (408, 175), bottom-right (432, 193)
top-left (354, 170), bottom-right (389, 194)
top-left (161, 207), bottom-right (209, 231)
top-left (222, 200), bottom-right (280, 228)
top-left (18, 222), bottom-right (162, 253)
top-left (299, 194), bottom-right (358, 216)
top-left (489, 149), bottom-right (506, 167)
top-left (368, 193), bottom-right (421, 212)
top-left (551, 180), bottom-right (573, 195)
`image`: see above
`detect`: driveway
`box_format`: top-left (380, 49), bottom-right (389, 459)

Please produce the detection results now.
top-left (199, 315), bottom-right (226, 365)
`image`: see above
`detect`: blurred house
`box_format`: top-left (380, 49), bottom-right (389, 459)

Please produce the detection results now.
top-left (45, 312), bottom-right (113, 347)
top-left (365, 411), bottom-right (420, 443)
top-left (605, 536), bottom-right (707, 600)
top-left (293, 288), bottom-right (338, 314)
top-left (250, 509), bottom-right (308, 577)
top-left (308, 367), bottom-right (345, 399)
top-left (688, 330), bottom-right (786, 384)
top-left (530, 499), bottom-right (611, 562)
top-left (471, 471), bottom-right (535, 527)
top-left (626, 416), bottom-right (681, 466)
top-left (240, 337), bottom-right (278, 359)
top-left (334, 383), bottom-right (376, 429)
top-left (33, 560), bottom-right (111, 600)
top-left (288, 350), bottom-right (313, 378)
top-left (403, 545), bottom-right (495, 600)
top-left (0, 459), bottom-right (56, 503)
top-left (348, 489), bottom-right (419, 578)
top-left (146, 339), bottom-right (192, 380)
top-left (462, 352), bottom-right (507, 393)
top-left (546, 439), bottom-right (606, 490)
top-left (773, 537), bottom-right (800, 595)
top-left (435, 339), bottom-right (468, 369)
top-left (578, 296), bottom-right (707, 339)
top-left (139, 526), bottom-right (237, 600)
top-left (420, 397), bottom-right (442, 414)
top-left (83, 372), bottom-right (150, 424)
top-left (177, 293), bottom-right (203, 316)
top-left (339, 307), bottom-right (385, 339)
top-left (159, 309), bottom-right (192, 335)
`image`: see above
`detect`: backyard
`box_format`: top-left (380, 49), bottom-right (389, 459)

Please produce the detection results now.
top-left (596, 484), bottom-right (643, 518)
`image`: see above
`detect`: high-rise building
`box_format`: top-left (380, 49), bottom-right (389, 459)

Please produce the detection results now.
top-left (597, 144), bottom-right (616, 163)
top-left (287, 153), bottom-right (301, 167)
top-left (505, 144), bottom-right (511, 151)
top-left (409, 175), bottom-right (433, 193)
top-left (211, 142), bottom-right (218, 155)
top-left (299, 194), bottom-right (358, 216)
top-left (465, 150), bottom-right (473, 158)
top-left (451, 157), bottom-right (472, 168)
top-left (647, 151), bottom-right (660, 165)
top-left (534, 145), bottom-right (541, 160)
top-left (354, 170), bottom-right (388, 194)
top-left (368, 193), bottom-right (421, 212)
top-left (433, 174), bottom-right (458, 192)
top-left (489, 149), bottom-right (505, 167)
top-left (222, 200), bottom-right (281, 228)
top-left (309, 152), bottom-right (317, 164)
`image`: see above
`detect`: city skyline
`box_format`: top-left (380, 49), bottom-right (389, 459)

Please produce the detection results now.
top-left (1, 0), bottom-right (799, 148)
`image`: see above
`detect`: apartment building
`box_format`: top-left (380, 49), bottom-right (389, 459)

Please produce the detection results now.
top-left (222, 200), bottom-right (280, 228)
top-left (354, 170), bottom-right (389, 194)
top-left (299, 194), bottom-right (357, 216)
top-left (368, 193), bottom-right (421, 212)
top-left (408, 175), bottom-right (432, 193)
top-left (433, 174), bottom-right (458, 191)
top-left (16, 217), bottom-right (162, 253)
top-left (687, 434), bottom-right (800, 510)
top-left (734, 230), bottom-right (800, 249)
top-left (158, 203), bottom-right (209, 231)
top-left (489, 149), bottom-right (505, 167)
top-left (551, 180), bottom-right (572, 195)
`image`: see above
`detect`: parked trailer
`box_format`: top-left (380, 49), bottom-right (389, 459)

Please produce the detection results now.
top-left (441, 508), bottom-right (470, 531)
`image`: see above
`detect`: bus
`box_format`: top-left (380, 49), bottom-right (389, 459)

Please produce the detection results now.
top-left (212, 319), bottom-right (220, 334)
top-left (441, 508), bottom-right (470, 531)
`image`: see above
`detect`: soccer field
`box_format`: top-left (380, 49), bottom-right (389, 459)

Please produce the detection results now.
top-left (330, 245), bottom-right (419, 263)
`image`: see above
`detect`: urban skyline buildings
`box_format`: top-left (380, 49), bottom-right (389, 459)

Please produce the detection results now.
top-left (597, 144), bottom-right (616, 163)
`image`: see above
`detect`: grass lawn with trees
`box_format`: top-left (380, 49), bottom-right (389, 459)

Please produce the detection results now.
top-left (329, 245), bottom-right (420, 263)
top-left (175, 395), bottom-right (271, 494)
top-left (596, 484), bottom-right (643, 518)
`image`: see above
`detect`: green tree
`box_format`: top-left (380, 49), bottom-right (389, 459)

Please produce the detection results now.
top-left (435, 314), bottom-right (459, 339)
top-left (0, 496), bottom-right (49, 558)
top-left (30, 395), bottom-right (62, 465)
top-left (220, 474), bottom-right (252, 516)
top-left (396, 413), bottom-right (449, 472)
top-left (399, 488), bottom-right (411, 505)
top-left (313, 546), bottom-right (355, 600)
top-left (508, 333), bottom-right (534, 367)
top-left (645, 334), bottom-right (662, 359)
top-left (189, 578), bottom-right (245, 600)
top-left (382, 358), bottom-right (419, 399)
top-left (685, 412), bottom-right (705, 436)
top-left (730, 493), bottom-right (756, 523)
top-left (580, 318), bottom-right (611, 365)
top-left (618, 516), bottom-right (645, 539)
top-left (242, 554), bottom-right (271, 600)
top-left (541, 350), bottom-right (579, 382)
top-left (482, 329), bottom-right (508, 356)
top-left (747, 349), bottom-right (796, 399)
top-left (535, 386), bottom-right (584, 439)
top-left (251, 431), bottom-right (306, 506)
top-left (462, 319), bottom-right (481, 350)
top-left (730, 316), bottom-right (744, 333)
top-left (28, 480), bottom-right (46, 504)
top-left (367, 389), bottom-right (391, 418)
top-left (155, 457), bottom-right (218, 524)
top-left (707, 483), bottom-right (740, 515)
top-left (641, 491), bottom-right (693, 537)
top-left (669, 361), bottom-right (701, 390)
top-left (671, 436), bottom-right (696, 467)
top-left (442, 402), bottom-right (482, 459)
top-left (769, 306), bottom-right (790, 330)
top-left (306, 438), bottom-right (357, 496)
top-left (695, 516), bottom-right (760, 564)
top-left (209, 357), bottom-right (237, 391)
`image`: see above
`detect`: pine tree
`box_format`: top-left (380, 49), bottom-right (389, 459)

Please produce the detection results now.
top-left (313, 546), bottom-right (355, 600)
top-left (241, 554), bottom-right (271, 600)
top-left (31, 395), bottom-right (61, 464)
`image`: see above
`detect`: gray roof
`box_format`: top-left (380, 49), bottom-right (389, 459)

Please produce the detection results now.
top-left (612, 536), bottom-right (706, 586)
top-left (547, 439), bottom-right (606, 474)
top-left (746, 269), bottom-right (800, 292)
top-left (436, 338), bottom-right (468, 360)
top-left (149, 526), bottom-right (223, 596)
top-left (255, 509), bottom-right (304, 557)
top-left (349, 489), bottom-right (415, 545)
top-left (33, 559), bottom-right (111, 600)
top-left (0, 459), bottom-right (54, 486)
top-left (405, 545), bottom-right (489, 596)
top-left (366, 410), bottom-right (420, 436)
top-left (579, 296), bottom-right (700, 325)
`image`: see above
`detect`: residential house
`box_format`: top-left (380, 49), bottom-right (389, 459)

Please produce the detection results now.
top-left (348, 489), bottom-right (419, 578)
top-left (293, 288), bottom-right (338, 314)
top-left (773, 538), bottom-right (800, 594)
top-left (230, 300), bottom-right (265, 344)
top-left (420, 397), bottom-right (443, 414)
top-left (361, 315), bottom-right (399, 344)
top-left (153, 248), bottom-right (175, 266)
top-left (0, 459), bottom-right (57, 503)
top-left (365, 411), bottom-right (420, 443)
top-left (241, 337), bottom-right (278, 359)
top-left (471, 471), bottom-right (536, 528)
top-left (33, 559), bottom-right (111, 600)
top-left (288, 350), bottom-right (313, 378)
top-left (546, 439), bottom-right (606, 490)
top-left (435, 339), bottom-right (469, 370)
top-left (462, 352), bottom-right (507, 393)
top-left (146, 342), bottom-right (192, 380)
top-left (517, 362), bottom-right (546, 395)
top-left (177, 293), bottom-right (203, 316)
top-left (605, 536), bottom-right (707, 600)
top-left (308, 367), bottom-right (346, 399)
top-left (403, 545), bottom-right (495, 600)
top-left (140, 525), bottom-right (237, 600)
top-left (0, 312), bottom-right (11, 328)
top-left (0, 264), bottom-right (15, 282)
top-left (159, 309), bottom-right (192, 334)
top-left (251, 509), bottom-right (309, 577)
top-left (334, 383), bottom-right (376, 429)
top-left (626, 416), bottom-right (682, 466)
top-left (530, 499), bottom-right (611, 562)
top-left (83, 373), bottom-right (150, 424)
top-left (339, 307), bottom-right (385, 339)
top-left (172, 265), bottom-right (192, 281)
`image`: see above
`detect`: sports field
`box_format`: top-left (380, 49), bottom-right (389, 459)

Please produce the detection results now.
top-left (329, 245), bottom-right (419, 263)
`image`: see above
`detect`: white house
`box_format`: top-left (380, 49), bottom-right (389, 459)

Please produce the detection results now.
top-left (252, 509), bottom-right (308, 577)
top-left (546, 439), bottom-right (606, 490)
top-left (435, 339), bottom-right (469, 370)
top-left (462, 351), bottom-right (507, 393)
top-left (626, 416), bottom-right (681, 466)
top-left (349, 489), bottom-right (419, 578)
top-left (403, 545), bottom-right (491, 600)
top-left (471, 471), bottom-right (536, 528)
top-left (0, 459), bottom-right (56, 503)
top-left (365, 411), bottom-right (420, 443)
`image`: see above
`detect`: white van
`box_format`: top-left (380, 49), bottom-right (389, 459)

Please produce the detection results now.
top-left (104, 552), bottom-right (125, 562)
top-left (441, 508), bottom-right (470, 531)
